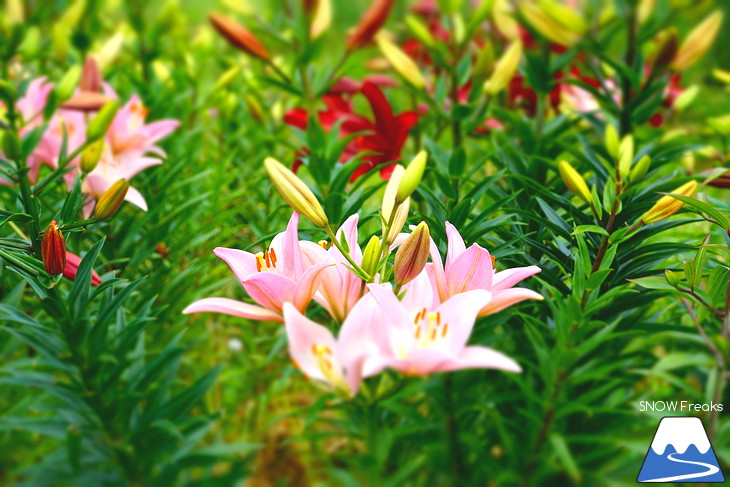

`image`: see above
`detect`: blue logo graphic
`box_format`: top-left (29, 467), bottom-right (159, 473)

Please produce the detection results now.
top-left (637, 416), bottom-right (726, 483)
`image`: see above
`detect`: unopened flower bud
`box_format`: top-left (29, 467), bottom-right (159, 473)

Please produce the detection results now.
top-left (86, 100), bottom-right (120, 141)
top-left (405, 15), bottom-right (435, 48)
top-left (361, 236), bottom-right (382, 276)
top-left (209, 13), bottom-right (271, 61)
top-left (520, 3), bottom-right (579, 46)
top-left (604, 124), bottom-right (620, 160)
top-left (664, 269), bottom-right (680, 287)
top-left (641, 180), bottom-right (698, 224)
top-left (2, 132), bottom-right (21, 162)
top-left (630, 155), bottom-right (651, 182)
top-left (309, 0), bottom-right (332, 39)
top-left (41, 221), bottom-right (66, 276)
top-left (537, 0), bottom-right (587, 34)
top-left (63, 252), bottom-right (102, 286)
top-left (80, 139), bottom-right (104, 173)
top-left (55, 65), bottom-right (82, 103)
top-left (558, 160), bottom-right (591, 203)
top-left (382, 165), bottom-right (410, 245)
top-left (264, 157), bottom-right (328, 228)
top-left (80, 56), bottom-right (102, 93)
top-left (375, 33), bottom-right (426, 89)
top-left (347, 0), bottom-right (394, 50)
top-left (94, 179), bottom-right (129, 220)
top-left (674, 85), bottom-right (699, 112)
top-left (484, 40), bottom-right (522, 95)
top-left (618, 135), bottom-right (634, 180)
top-left (672, 11), bottom-right (723, 71)
top-left (394, 222), bottom-right (430, 286)
top-left (396, 150), bottom-right (428, 204)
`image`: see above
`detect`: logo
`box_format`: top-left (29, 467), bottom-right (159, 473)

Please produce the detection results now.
top-left (637, 416), bottom-right (725, 483)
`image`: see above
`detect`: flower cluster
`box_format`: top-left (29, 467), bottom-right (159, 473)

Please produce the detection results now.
top-left (185, 152), bottom-right (542, 397)
top-left (4, 57), bottom-right (179, 214)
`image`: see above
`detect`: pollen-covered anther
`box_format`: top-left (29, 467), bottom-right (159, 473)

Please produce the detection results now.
top-left (317, 240), bottom-right (329, 249)
top-left (254, 248), bottom-right (278, 272)
top-left (413, 310), bottom-right (449, 347)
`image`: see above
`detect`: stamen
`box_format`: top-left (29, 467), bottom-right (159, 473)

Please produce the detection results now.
top-left (431, 328), bottom-right (437, 340)
top-left (441, 323), bottom-right (449, 337)
top-left (255, 252), bottom-right (265, 272)
top-left (269, 248), bottom-right (277, 267)
top-left (415, 325), bottom-right (421, 339)
top-left (264, 250), bottom-right (271, 268)
top-left (436, 312), bottom-right (441, 325)
top-left (318, 240), bottom-right (328, 249)
top-left (491, 255), bottom-right (496, 267)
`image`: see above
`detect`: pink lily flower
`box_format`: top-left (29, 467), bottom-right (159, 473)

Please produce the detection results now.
top-left (345, 279), bottom-right (521, 376)
top-left (63, 252), bottom-right (103, 286)
top-left (283, 301), bottom-right (380, 396)
top-left (426, 222), bottom-right (543, 316)
top-left (183, 213), bottom-right (332, 322)
top-left (80, 95), bottom-right (179, 214)
top-left (299, 213), bottom-right (366, 322)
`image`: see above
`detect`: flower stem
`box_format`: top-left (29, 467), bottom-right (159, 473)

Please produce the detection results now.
top-left (324, 225), bottom-right (369, 279)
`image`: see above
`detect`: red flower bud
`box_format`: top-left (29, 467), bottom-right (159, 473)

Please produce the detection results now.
top-left (63, 252), bottom-right (102, 286)
top-left (347, 0), bottom-right (394, 51)
top-left (209, 13), bottom-right (271, 61)
top-left (41, 221), bottom-right (66, 276)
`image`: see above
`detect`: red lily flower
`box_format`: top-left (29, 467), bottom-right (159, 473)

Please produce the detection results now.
top-left (284, 81), bottom-right (418, 181)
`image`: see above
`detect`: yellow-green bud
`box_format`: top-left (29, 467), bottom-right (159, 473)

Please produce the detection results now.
top-left (94, 179), bottom-right (129, 220)
top-left (80, 139), bottom-right (104, 173)
top-left (55, 65), bottom-right (82, 103)
top-left (484, 40), bottom-right (522, 95)
top-left (396, 150), bottom-right (428, 204)
top-left (361, 236), bottom-right (382, 276)
top-left (630, 155), bottom-right (651, 182)
top-left (671, 11), bottom-right (723, 71)
top-left (641, 180), bottom-right (698, 224)
top-left (405, 15), bottom-right (435, 48)
top-left (558, 160), bottom-right (592, 203)
top-left (604, 124), bottom-right (620, 160)
top-left (618, 135), bottom-right (634, 180)
top-left (2, 132), bottom-right (21, 162)
top-left (86, 100), bottom-right (120, 141)
top-left (394, 222), bottom-right (430, 286)
top-left (375, 33), bottom-right (426, 89)
top-left (264, 157), bottom-right (328, 228)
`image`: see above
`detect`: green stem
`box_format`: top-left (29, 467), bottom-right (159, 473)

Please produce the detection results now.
top-left (324, 225), bottom-right (369, 279)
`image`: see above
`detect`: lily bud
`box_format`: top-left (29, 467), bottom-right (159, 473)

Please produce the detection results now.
top-left (630, 155), bottom-right (651, 182)
top-left (484, 40), bottom-right (522, 95)
top-left (361, 236), bottom-right (382, 276)
top-left (664, 269), bottom-right (680, 287)
top-left (209, 13), bottom-right (271, 61)
top-left (641, 180), bottom-right (698, 224)
top-left (309, 0), bottom-right (332, 39)
top-left (604, 124), bottom-right (620, 160)
top-left (618, 135), bottom-right (634, 180)
top-left (558, 160), bottom-right (591, 203)
top-left (674, 85), bottom-right (699, 112)
top-left (55, 65), bottom-right (82, 103)
top-left (396, 150), bottom-right (428, 204)
top-left (64, 252), bottom-right (102, 286)
top-left (394, 222), bottom-right (430, 286)
top-left (80, 56), bottom-right (102, 92)
top-left (41, 221), bottom-right (66, 276)
top-left (2, 132), bottom-right (21, 162)
top-left (375, 33), bottom-right (426, 89)
top-left (80, 139), bottom-right (104, 173)
top-left (264, 157), bottom-right (328, 228)
top-left (520, 3), bottom-right (579, 46)
top-left (86, 100), bottom-right (120, 141)
top-left (94, 179), bottom-right (129, 220)
top-left (382, 165), bottom-right (410, 245)
top-left (671, 11), bottom-right (723, 71)
top-left (347, 0), bottom-right (394, 51)
top-left (713, 69), bottom-right (730, 85)
top-left (405, 15), bottom-right (435, 48)
top-left (537, 0), bottom-right (587, 34)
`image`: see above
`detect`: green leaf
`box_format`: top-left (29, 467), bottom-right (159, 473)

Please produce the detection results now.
top-left (572, 225), bottom-right (609, 236)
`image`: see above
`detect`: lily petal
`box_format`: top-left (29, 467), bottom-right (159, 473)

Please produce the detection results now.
top-left (478, 288), bottom-right (543, 316)
top-left (183, 297), bottom-right (282, 322)
top-left (492, 265), bottom-right (541, 291)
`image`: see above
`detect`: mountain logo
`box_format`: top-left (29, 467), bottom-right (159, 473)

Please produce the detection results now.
top-left (637, 416), bottom-right (726, 483)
